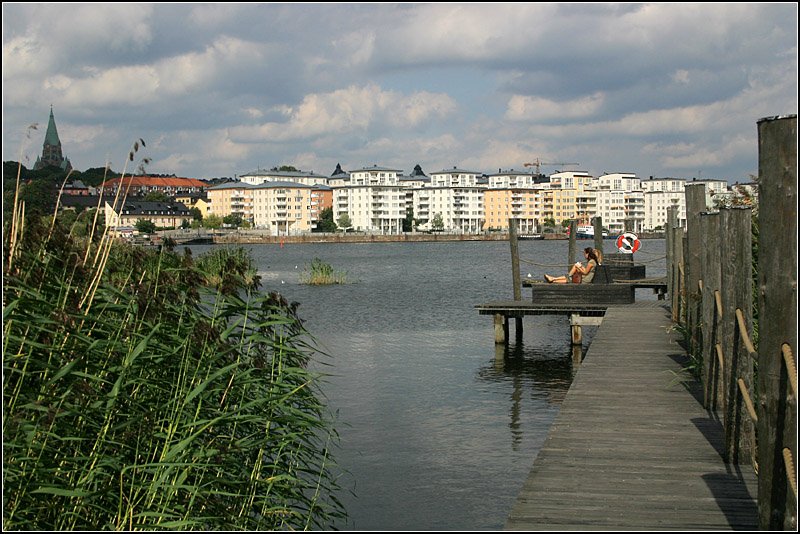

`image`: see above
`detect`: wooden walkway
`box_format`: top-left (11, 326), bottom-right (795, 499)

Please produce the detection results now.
top-left (505, 303), bottom-right (759, 530)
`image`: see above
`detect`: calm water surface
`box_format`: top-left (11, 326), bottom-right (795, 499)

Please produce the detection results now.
top-left (190, 239), bottom-right (666, 531)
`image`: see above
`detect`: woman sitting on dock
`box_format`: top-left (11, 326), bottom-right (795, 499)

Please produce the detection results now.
top-left (544, 247), bottom-right (598, 284)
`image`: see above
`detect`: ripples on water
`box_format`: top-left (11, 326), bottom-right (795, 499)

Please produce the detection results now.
top-left (189, 239), bottom-right (666, 530)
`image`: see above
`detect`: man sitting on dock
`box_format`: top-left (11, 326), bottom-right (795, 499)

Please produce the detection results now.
top-left (544, 247), bottom-right (598, 284)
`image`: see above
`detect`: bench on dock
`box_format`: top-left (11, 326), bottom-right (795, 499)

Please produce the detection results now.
top-left (523, 264), bottom-right (636, 305)
top-left (602, 252), bottom-right (646, 281)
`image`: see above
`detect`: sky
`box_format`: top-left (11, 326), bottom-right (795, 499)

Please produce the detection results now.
top-left (2, 3), bottom-right (797, 183)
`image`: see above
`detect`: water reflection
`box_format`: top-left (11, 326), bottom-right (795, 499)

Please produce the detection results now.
top-left (477, 339), bottom-right (585, 451)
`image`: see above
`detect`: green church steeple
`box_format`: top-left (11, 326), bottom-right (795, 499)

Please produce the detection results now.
top-left (44, 106), bottom-right (61, 146)
top-left (34, 106), bottom-right (72, 172)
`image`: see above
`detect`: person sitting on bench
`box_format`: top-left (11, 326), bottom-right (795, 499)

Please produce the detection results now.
top-left (544, 247), bottom-right (598, 284)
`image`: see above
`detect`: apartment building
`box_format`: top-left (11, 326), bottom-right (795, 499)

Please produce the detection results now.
top-left (239, 169), bottom-right (330, 186)
top-left (104, 200), bottom-right (192, 230)
top-left (486, 169), bottom-right (547, 189)
top-left (412, 186), bottom-right (484, 233)
top-left (251, 181), bottom-right (315, 235)
top-left (206, 181), bottom-right (255, 221)
top-left (483, 188), bottom-right (542, 233)
top-left (334, 184), bottom-right (406, 234)
top-left (100, 176), bottom-right (207, 197)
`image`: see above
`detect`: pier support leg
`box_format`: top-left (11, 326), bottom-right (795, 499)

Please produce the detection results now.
top-left (572, 345), bottom-right (583, 366)
top-left (570, 313), bottom-right (604, 346)
top-left (570, 313), bottom-right (582, 345)
top-left (571, 324), bottom-right (582, 345)
top-left (494, 314), bottom-right (505, 344)
top-left (515, 317), bottom-right (523, 342)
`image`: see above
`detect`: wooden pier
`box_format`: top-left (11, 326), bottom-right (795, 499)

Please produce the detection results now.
top-left (505, 304), bottom-right (759, 530)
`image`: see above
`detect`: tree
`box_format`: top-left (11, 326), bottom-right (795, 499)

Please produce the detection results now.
top-left (277, 165), bottom-right (298, 172)
top-left (431, 213), bottom-right (444, 232)
top-left (314, 207), bottom-right (337, 233)
top-left (143, 191), bottom-right (169, 202)
top-left (189, 207), bottom-right (203, 221)
top-left (135, 219), bottom-right (157, 234)
top-left (203, 214), bottom-right (223, 229)
top-left (223, 213), bottom-right (243, 227)
top-left (403, 207), bottom-right (414, 232)
top-left (336, 213), bottom-right (352, 232)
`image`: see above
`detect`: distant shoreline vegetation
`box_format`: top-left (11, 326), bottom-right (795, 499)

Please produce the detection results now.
top-left (299, 258), bottom-right (348, 285)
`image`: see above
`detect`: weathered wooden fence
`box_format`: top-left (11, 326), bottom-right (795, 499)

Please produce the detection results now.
top-left (666, 115), bottom-right (797, 530)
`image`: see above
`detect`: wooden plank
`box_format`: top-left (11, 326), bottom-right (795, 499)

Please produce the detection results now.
top-left (505, 306), bottom-right (758, 531)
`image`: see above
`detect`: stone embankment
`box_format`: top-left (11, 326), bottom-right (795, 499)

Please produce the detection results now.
top-left (160, 230), bottom-right (664, 246)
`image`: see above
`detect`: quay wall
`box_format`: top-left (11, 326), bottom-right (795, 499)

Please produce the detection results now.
top-left (162, 230), bottom-right (665, 245)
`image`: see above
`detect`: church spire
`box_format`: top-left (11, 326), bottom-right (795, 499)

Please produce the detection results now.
top-left (34, 106), bottom-right (71, 173)
top-left (44, 105), bottom-right (61, 147)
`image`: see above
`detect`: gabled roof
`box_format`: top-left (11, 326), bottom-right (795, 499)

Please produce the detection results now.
top-left (101, 176), bottom-right (208, 188)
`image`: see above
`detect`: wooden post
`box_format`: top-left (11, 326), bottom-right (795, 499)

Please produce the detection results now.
top-left (509, 219), bottom-right (523, 339)
top-left (756, 114), bottom-right (797, 531)
top-left (720, 207), bottom-right (755, 465)
top-left (494, 314), bottom-right (505, 344)
top-left (669, 207), bottom-right (684, 323)
top-left (699, 212), bottom-right (722, 411)
top-left (685, 183), bottom-right (707, 364)
top-left (568, 219), bottom-right (577, 266)
top-left (666, 206), bottom-right (676, 309)
top-left (593, 216), bottom-right (604, 257)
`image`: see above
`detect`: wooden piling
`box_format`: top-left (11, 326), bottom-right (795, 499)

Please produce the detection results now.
top-left (720, 207), bottom-right (755, 465)
top-left (568, 220), bottom-right (577, 266)
top-left (593, 216), bottom-right (604, 257)
top-left (756, 114), bottom-right (797, 531)
top-left (699, 212), bottom-right (722, 411)
top-left (685, 183), bottom-right (707, 363)
top-left (509, 219), bottom-right (523, 339)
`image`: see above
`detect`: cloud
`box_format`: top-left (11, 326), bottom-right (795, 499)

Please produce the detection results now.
top-left (229, 84), bottom-right (457, 143)
top-left (505, 93), bottom-right (606, 122)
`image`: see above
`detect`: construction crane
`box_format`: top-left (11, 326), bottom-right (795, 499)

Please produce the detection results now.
top-left (523, 158), bottom-right (579, 174)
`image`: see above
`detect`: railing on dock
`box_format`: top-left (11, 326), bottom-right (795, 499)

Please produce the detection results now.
top-left (666, 115), bottom-right (797, 530)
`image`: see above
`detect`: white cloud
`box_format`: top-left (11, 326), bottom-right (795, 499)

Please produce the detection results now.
top-left (229, 84), bottom-right (457, 143)
top-left (505, 93), bottom-right (606, 122)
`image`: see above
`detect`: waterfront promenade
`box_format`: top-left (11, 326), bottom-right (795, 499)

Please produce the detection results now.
top-left (505, 303), bottom-right (759, 530)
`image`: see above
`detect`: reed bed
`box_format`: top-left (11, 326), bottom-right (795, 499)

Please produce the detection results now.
top-left (3, 154), bottom-right (345, 530)
top-left (299, 258), bottom-right (348, 286)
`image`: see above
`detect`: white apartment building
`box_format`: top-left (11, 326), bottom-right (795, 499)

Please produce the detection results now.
top-left (333, 185), bottom-right (406, 234)
top-left (239, 169), bottom-right (330, 186)
top-left (348, 165), bottom-right (403, 185)
top-left (641, 177), bottom-right (729, 230)
top-left (486, 169), bottom-right (546, 189)
top-left (429, 168), bottom-right (484, 187)
top-left (412, 187), bottom-right (484, 233)
top-left (593, 173), bottom-right (643, 234)
top-left (550, 171), bottom-right (595, 191)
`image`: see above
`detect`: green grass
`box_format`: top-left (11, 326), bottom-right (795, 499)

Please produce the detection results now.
top-left (3, 150), bottom-right (345, 530)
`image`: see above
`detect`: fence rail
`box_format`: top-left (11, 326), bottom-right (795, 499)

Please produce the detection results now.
top-left (666, 115), bottom-right (796, 530)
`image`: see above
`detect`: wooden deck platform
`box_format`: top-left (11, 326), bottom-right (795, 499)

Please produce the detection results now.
top-left (505, 304), bottom-right (758, 530)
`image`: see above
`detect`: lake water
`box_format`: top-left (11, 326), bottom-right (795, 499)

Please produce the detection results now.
top-left (189, 239), bottom-right (666, 530)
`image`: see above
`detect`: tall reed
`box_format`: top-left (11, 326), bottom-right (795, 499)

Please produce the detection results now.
top-left (299, 258), bottom-right (348, 285)
top-left (3, 150), bottom-right (345, 530)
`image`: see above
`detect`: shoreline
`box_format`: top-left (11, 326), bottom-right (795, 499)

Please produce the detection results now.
top-left (161, 230), bottom-right (665, 246)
